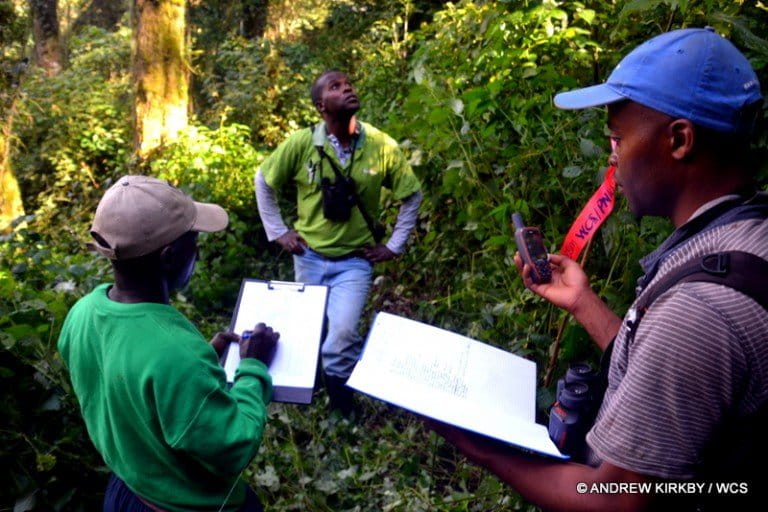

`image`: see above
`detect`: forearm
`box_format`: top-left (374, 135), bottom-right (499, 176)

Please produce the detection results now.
top-left (254, 169), bottom-right (289, 241)
top-left (569, 290), bottom-right (622, 351)
top-left (482, 452), bottom-right (650, 512)
top-left (386, 190), bottom-right (422, 254)
top-left (174, 360), bottom-right (273, 475)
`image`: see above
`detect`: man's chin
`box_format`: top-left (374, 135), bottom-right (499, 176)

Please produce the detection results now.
top-left (345, 102), bottom-right (360, 113)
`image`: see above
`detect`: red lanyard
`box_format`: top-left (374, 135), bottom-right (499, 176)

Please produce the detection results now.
top-left (560, 165), bottom-right (617, 261)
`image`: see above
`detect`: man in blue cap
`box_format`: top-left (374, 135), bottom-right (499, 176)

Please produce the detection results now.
top-left (432, 28), bottom-right (766, 510)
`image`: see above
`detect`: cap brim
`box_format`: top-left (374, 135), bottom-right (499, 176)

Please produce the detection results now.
top-left (554, 83), bottom-right (627, 110)
top-left (191, 202), bottom-right (229, 233)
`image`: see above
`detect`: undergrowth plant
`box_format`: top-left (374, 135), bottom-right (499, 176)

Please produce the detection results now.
top-left (2, 0), bottom-right (767, 510)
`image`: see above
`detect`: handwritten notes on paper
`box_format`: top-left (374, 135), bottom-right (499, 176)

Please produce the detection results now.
top-left (347, 312), bottom-right (567, 459)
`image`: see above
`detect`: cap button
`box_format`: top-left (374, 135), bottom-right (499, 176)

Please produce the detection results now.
top-left (122, 181), bottom-right (129, 186)
top-left (704, 26), bottom-right (715, 32)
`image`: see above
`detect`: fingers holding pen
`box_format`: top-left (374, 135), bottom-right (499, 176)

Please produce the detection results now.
top-left (239, 323), bottom-right (280, 367)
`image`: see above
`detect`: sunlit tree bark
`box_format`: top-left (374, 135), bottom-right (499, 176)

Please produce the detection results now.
top-left (29, 0), bottom-right (63, 76)
top-left (1, 94), bottom-right (25, 230)
top-left (131, 0), bottom-right (188, 156)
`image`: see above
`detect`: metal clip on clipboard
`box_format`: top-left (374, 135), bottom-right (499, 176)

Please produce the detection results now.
top-left (267, 280), bottom-right (306, 291)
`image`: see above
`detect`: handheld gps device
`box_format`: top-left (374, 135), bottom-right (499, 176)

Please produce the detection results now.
top-left (512, 212), bottom-right (551, 284)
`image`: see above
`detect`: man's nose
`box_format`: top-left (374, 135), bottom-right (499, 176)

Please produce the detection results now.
top-left (608, 151), bottom-right (618, 168)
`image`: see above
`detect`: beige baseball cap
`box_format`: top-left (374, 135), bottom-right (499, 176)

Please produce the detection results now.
top-left (90, 175), bottom-right (229, 260)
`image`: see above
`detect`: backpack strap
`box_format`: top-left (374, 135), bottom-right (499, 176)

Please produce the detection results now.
top-left (625, 251), bottom-right (768, 340)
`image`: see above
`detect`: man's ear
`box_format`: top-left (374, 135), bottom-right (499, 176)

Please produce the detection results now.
top-left (158, 244), bottom-right (175, 274)
top-left (315, 100), bottom-right (325, 114)
top-left (668, 119), bottom-right (695, 160)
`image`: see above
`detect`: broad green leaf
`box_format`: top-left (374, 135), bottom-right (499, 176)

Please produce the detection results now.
top-left (620, 0), bottom-right (664, 19)
top-left (580, 138), bottom-right (602, 157)
top-left (450, 98), bottom-right (464, 115)
top-left (5, 324), bottom-right (38, 341)
top-left (485, 235), bottom-right (511, 247)
top-left (413, 63), bottom-right (425, 84)
top-left (562, 165), bottom-right (583, 178)
top-left (578, 9), bottom-right (596, 24)
top-left (0, 332), bottom-right (15, 349)
top-left (36, 453), bottom-right (56, 472)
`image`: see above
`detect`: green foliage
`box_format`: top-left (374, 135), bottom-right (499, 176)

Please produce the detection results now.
top-left (369, 0), bottom-right (641, 378)
top-left (3, 0), bottom-right (768, 510)
top-left (193, 0), bottom-right (418, 149)
top-left (196, 36), bottom-right (319, 148)
top-left (0, 1), bottom-right (25, 56)
top-left (250, 398), bottom-right (536, 512)
top-left (12, 26), bottom-right (132, 231)
top-left (0, 226), bottom-right (108, 511)
top-left (150, 122), bottom-right (263, 214)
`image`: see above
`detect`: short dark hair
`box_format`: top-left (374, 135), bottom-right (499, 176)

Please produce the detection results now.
top-left (310, 69), bottom-right (345, 107)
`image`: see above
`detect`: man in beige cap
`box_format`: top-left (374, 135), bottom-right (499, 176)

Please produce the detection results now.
top-left (58, 175), bottom-right (279, 512)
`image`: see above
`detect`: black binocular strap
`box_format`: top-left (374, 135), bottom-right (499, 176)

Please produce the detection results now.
top-left (314, 140), bottom-right (383, 243)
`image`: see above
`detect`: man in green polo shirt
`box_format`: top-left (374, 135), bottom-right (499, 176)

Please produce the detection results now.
top-left (255, 70), bottom-right (422, 415)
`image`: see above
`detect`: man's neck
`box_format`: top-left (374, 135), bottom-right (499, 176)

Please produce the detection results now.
top-left (323, 115), bottom-right (356, 147)
top-left (108, 277), bottom-right (170, 305)
top-left (670, 168), bottom-right (753, 228)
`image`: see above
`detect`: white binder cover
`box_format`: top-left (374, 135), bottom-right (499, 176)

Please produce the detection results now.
top-left (347, 312), bottom-right (567, 459)
top-left (224, 280), bottom-right (328, 404)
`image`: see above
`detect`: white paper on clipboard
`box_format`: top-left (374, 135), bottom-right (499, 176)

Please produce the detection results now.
top-left (223, 279), bottom-right (328, 404)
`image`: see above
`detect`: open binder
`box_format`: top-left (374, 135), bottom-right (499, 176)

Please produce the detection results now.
top-left (347, 312), bottom-right (567, 459)
top-left (223, 279), bottom-right (328, 404)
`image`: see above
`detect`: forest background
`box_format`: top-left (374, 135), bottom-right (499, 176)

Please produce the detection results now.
top-left (1, 0), bottom-right (767, 510)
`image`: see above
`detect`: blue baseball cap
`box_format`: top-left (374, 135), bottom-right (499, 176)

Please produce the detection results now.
top-left (554, 27), bottom-right (763, 134)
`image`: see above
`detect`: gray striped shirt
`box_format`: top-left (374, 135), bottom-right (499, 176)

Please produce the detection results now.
top-left (586, 194), bottom-right (768, 480)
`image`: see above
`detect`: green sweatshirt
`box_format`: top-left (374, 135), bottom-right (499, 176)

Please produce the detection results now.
top-left (57, 284), bottom-right (272, 511)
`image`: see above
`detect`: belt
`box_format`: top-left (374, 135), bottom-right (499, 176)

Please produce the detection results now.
top-left (315, 249), bottom-right (367, 261)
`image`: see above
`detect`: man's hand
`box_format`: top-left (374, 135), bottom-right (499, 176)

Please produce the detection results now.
top-left (515, 252), bottom-right (591, 315)
top-left (276, 230), bottom-right (306, 255)
top-left (239, 323), bottom-right (279, 367)
top-left (210, 331), bottom-right (239, 358)
top-left (426, 419), bottom-right (509, 467)
top-left (362, 244), bottom-right (396, 263)
top-left (516, 252), bottom-right (621, 350)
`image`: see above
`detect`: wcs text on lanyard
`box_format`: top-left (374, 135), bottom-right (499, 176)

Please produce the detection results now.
top-left (560, 165), bottom-right (617, 261)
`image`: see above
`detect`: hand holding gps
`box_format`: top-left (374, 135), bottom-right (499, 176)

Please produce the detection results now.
top-left (512, 212), bottom-right (551, 284)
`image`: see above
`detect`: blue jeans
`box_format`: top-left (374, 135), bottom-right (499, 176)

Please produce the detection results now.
top-left (294, 248), bottom-right (373, 379)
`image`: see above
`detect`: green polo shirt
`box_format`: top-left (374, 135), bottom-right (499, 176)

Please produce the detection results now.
top-left (260, 121), bottom-right (421, 257)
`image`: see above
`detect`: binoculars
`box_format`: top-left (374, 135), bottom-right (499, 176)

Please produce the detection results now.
top-left (548, 362), bottom-right (605, 462)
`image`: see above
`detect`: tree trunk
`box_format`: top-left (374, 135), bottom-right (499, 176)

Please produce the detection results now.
top-left (131, 0), bottom-right (189, 156)
top-left (0, 94), bottom-right (26, 231)
top-left (242, 0), bottom-right (268, 39)
top-left (30, 0), bottom-right (64, 76)
top-left (73, 0), bottom-right (129, 32)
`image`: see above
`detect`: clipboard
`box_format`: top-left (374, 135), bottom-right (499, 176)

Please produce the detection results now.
top-left (222, 279), bottom-right (328, 404)
top-left (347, 312), bottom-right (568, 460)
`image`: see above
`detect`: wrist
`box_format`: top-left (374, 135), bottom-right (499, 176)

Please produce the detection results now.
top-left (568, 287), bottom-right (600, 318)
